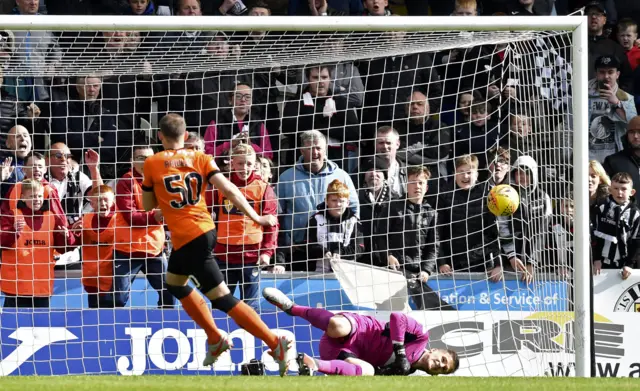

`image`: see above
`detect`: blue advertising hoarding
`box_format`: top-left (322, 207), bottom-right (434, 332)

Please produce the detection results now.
top-left (0, 274), bottom-right (569, 312)
top-left (0, 309), bottom-right (321, 376)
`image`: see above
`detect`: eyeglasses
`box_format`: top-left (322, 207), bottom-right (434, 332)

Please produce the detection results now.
top-left (53, 153), bottom-right (73, 160)
top-left (234, 93), bottom-right (252, 102)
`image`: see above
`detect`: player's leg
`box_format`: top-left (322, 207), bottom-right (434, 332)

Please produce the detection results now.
top-left (187, 232), bottom-right (290, 375)
top-left (299, 355), bottom-right (375, 376)
top-left (297, 336), bottom-right (374, 377)
top-left (201, 271), bottom-right (291, 376)
top-left (163, 233), bottom-right (228, 366)
top-left (262, 287), bottom-right (350, 336)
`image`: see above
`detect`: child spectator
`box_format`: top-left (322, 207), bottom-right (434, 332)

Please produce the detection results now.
top-left (486, 146), bottom-right (511, 189)
top-left (438, 155), bottom-right (517, 277)
top-left (511, 155), bottom-right (552, 275)
top-left (387, 166), bottom-right (452, 310)
top-left (256, 156), bottom-right (274, 183)
top-left (592, 172), bottom-right (640, 280)
top-left (212, 144), bottom-right (281, 309)
top-left (0, 179), bottom-right (74, 308)
top-left (128, 0), bottom-right (156, 15)
top-left (457, 91), bottom-right (473, 124)
top-left (304, 179), bottom-right (364, 273)
top-left (502, 113), bottom-right (535, 163)
top-left (76, 185), bottom-right (117, 308)
top-left (363, 0), bottom-right (391, 15)
top-left (1, 152), bottom-right (66, 220)
top-left (617, 18), bottom-right (640, 71)
top-left (185, 132), bottom-right (205, 152)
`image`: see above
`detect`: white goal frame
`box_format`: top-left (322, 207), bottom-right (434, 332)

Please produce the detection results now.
top-left (0, 14), bottom-right (591, 377)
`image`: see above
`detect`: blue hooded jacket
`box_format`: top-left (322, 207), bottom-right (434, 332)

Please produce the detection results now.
top-left (277, 157), bottom-right (359, 246)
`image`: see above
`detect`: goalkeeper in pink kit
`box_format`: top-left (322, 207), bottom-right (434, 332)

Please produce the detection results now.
top-left (263, 288), bottom-right (459, 376)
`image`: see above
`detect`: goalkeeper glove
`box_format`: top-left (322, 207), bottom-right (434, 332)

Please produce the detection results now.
top-left (391, 342), bottom-right (411, 375)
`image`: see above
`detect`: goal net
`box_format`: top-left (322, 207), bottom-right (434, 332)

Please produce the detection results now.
top-left (0, 15), bottom-right (588, 377)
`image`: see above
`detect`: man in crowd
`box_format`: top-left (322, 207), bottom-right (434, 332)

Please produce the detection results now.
top-left (277, 130), bottom-right (358, 271)
top-left (588, 55), bottom-right (636, 163)
top-left (373, 126), bottom-right (406, 199)
top-left (585, 1), bottom-right (632, 91)
top-left (0, 125), bottom-right (32, 199)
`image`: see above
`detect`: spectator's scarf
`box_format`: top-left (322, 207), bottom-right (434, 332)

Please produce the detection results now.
top-left (315, 213), bottom-right (358, 248)
top-left (129, 1), bottom-right (155, 15)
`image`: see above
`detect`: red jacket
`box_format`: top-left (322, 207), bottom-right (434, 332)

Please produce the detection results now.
top-left (0, 199), bottom-right (75, 251)
top-left (207, 171), bottom-right (278, 264)
top-left (627, 46), bottom-right (640, 71)
top-left (115, 169), bottom-right (162, 258)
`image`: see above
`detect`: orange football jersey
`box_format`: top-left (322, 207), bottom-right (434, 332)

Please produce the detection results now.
top-left (141, 149), bottom-right (219, 250)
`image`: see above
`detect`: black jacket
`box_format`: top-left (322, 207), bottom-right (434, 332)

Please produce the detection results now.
top-left (437, 183), bottom-right (505, 272)
top-left (0, 95), bottom-right (44, 148)
top-left (282, 88), bottom-right (359, 144)
top-left (50, 97), bottom-right (118, 165)
top-left (163, 70), bottom-right (235, 135)
top-left (603, 147), bottom-right (640, 207)
top-left (358, 184), bottom-right (394, 268)
top-left (358, 51), bottom-right (442, 146)
top-left (395, 117), bottom-right (453, 179)
top-left (387, 198), bottom-right (438, 277)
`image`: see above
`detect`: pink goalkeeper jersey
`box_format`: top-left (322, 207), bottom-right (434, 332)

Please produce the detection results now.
top-left (327, 313), bottom-right (430, 367)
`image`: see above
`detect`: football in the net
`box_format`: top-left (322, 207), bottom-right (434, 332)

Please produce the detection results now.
top-left (487, 184), bottom-right (520, 216)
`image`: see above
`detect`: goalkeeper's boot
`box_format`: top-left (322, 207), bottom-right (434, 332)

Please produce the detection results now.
top-left (296, 353), bottom-right (318, 376)
top-left (262, 287), bottom-right (294, 315)
top-left (267, 335), bottom-right (292, 377)
top-left (203, 335), bottom-right (233, 367)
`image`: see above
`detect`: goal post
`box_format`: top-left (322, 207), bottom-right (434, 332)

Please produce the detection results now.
top-left (0, 14), bottom-right (591, 377)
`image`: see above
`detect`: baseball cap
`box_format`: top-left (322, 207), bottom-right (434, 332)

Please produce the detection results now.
top-left (595, 55), bottom-right (620, 70)
top-left (584, 1), bottom-right (606, 15)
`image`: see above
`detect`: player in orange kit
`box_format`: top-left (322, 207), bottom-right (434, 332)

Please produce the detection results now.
top-left (141, 113), bottom-right (290, 375)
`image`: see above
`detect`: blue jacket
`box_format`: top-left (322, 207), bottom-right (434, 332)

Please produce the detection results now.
top-left (277, 158), bottom-right (359, 246)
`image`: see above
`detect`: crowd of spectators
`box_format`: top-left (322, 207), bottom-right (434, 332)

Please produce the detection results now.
top-left (0, 0), bottom-right (639, 310)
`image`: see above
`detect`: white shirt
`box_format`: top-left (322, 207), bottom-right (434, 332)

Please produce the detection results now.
top-left (49, 170), bottom-right (93, 214)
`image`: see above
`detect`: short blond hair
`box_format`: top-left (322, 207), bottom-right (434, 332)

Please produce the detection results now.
top-left (455, 154), bottom-right (479, 170)
top-left (230, 143), bottom-right (256, 159)
top-left (21, 179), bottom-right (44, 195)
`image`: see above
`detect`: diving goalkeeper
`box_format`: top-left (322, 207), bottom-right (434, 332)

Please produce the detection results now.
top-left (262, 287), bottom-right (459, 376)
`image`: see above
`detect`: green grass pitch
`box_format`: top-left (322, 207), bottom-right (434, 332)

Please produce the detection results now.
top-left (0, 376), bottom-right (638, 391)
